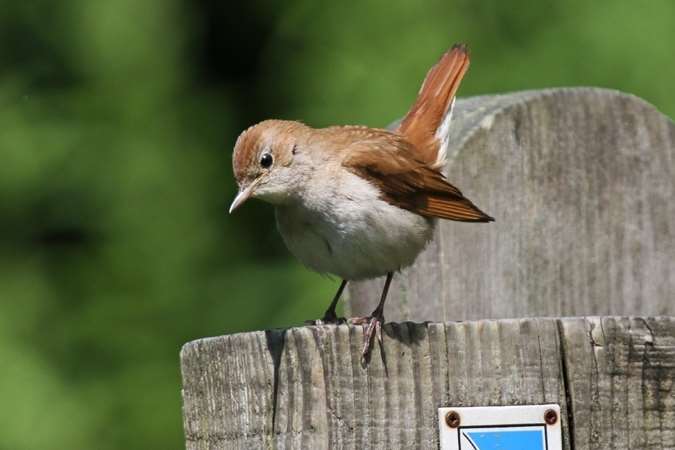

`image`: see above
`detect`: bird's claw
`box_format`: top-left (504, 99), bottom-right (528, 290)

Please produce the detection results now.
top-left (347, 316), bottom-right (368, 325)
top-left (353, 314), bottom-right (384, 363)
top-left (305, 313), bottom-right (346, 326)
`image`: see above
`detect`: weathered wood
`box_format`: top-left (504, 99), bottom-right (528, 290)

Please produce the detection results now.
top-left (348, 88), bottom-right (675, 321)
top-left (180, 317), bottom-right (674, 449)
top-left (559, 317), bottom-right (675, 449)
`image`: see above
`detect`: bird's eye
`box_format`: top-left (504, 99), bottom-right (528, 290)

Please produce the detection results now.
top-left (260, 153), bottom-right (273, 168)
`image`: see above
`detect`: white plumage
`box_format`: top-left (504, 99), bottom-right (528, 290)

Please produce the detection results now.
top-left (275, 168), bottom-right (434, 280)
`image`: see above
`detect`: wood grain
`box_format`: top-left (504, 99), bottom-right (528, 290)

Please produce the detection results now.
top-left (181, 320), bottom-right (566, 449)
top-left (559, 317), bottom-right (675, 449)
top-left (348, 88), bottom-right (675, 321)
top-left (180, 317), bottom-right (674, 449)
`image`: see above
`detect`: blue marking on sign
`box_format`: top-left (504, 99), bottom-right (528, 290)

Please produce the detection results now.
top-left (465, 428), bottom-right (545, 450)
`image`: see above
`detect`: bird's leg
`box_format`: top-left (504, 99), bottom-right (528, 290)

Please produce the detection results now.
top-left (351, 272), bottom-right (393, 362)
top-left (321, 279), bottom-right (348, 323)
top-left (307, 279), bottom-right (348, 325)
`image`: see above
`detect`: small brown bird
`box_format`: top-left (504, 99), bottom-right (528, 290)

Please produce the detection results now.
top-left (230, 44), bottom-right (493, 359)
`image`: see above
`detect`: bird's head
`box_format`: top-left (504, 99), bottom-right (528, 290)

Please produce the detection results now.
top-left (229, 120), bottom-right (308, 213)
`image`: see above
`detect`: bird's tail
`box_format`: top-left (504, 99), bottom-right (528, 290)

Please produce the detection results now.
top-left (397, 44), bottom-right (470, 169)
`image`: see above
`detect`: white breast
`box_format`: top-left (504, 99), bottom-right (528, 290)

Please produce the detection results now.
top-left (275, 170), bottom-right (434, 281)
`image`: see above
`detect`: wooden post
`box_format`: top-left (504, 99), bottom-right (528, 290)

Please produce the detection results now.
top-left (349, 88), bottom-right (675, 321)
top-left (181, 89), bottom-right (675, 449)
top-left (181, 318), bottom-right (675, 449)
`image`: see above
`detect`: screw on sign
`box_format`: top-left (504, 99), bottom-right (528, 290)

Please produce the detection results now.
top-left (544, 409), bottom-right (558, 425)
top-left (446, 411), bottom-right (461, 428)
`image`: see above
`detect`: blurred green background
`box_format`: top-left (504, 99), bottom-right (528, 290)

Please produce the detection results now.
top-left (1, 0), bottom-right (673, 448)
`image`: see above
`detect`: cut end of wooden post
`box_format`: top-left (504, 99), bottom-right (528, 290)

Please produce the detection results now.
top-left (180, 317), bottom-right (675, 449)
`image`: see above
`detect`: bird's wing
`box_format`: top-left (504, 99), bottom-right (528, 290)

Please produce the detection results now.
top-left (343, 135), bottom-right (493, 222)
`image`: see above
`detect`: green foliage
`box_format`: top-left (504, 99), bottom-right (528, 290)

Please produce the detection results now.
top-left (0, 0), bottom-right (672, 448)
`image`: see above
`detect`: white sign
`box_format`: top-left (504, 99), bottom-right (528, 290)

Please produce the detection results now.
top-left (438, 404), bottom-right (562, 450)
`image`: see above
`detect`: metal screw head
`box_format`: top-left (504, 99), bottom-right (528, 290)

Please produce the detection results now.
top-left (544, 408), bottom-right (558, 425)
top-left (445, 410), bottom-right (460, 428)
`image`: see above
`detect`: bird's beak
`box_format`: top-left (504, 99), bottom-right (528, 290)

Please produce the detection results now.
top-left (229, 179), bottom-right (260, 213)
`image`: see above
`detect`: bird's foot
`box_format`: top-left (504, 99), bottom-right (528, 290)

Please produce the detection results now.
top-left (349, 312), bottom-right (384, 363)
top-left (305, 311), bottom-right (346, 325)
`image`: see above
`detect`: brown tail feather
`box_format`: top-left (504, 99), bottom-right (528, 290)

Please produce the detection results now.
top-left (397, 44), bottom-right (470, 166)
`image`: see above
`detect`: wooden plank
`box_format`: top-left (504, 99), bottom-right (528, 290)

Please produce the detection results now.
top-left (181, 331), bottom-right (276, 449)
top-left (181, 319), bottom-right (571, 449)
top-left (348, 88), bottom-right (675, 321)
top-left (182, 317), bottom-right (675, 449)
top-left (559, 317), bottom-right (675, 449)
top-left (181, 317), bottom-right (675, 449)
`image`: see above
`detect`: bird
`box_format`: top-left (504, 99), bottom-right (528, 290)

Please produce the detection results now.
top-left (229, 44), bottom-right (493, 360)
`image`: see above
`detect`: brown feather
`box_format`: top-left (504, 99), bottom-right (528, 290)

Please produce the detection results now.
top-left (342, 134), bottom-right (493, 223)
top-left (397, 44), bottom-right (470, 165)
